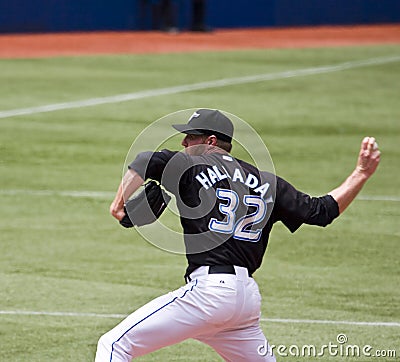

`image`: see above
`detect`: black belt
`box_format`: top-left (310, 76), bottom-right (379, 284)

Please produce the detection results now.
top-left (186, 265), bottom-right (251, 282)
top-left (208, 265), bottom-right (236, 274)
top-left (209, 265), bottom-right (252, 277)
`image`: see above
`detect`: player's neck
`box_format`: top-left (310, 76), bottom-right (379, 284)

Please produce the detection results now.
top-left (202, 145), bottom-right (229, 155)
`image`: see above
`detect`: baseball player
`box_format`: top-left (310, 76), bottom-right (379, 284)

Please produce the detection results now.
top-left (95, 109), bottom-right (380, 361)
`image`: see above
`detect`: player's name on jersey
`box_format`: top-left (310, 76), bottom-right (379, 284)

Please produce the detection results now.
top-left (195, 165), bottom-right (270, 197)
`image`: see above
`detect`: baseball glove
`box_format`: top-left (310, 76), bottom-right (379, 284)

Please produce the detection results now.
top-left (119, 181), bottom-right (171, 228)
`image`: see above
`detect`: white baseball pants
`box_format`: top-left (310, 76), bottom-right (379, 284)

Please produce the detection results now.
top-left (95, 266), bottom-right (276, 361)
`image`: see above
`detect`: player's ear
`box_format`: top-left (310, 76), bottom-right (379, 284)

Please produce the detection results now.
top-left (207, 135), bottom-right (217, 145)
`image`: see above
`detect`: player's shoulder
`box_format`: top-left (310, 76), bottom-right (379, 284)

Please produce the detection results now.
top-left (236, 157), bottom-right (257, 171)
top-left (157, 149), bottom-right (179, 157)
top-left (147, 149), bottom-right (179, 163)
top-left (235, 157), bottom-right (271, 180)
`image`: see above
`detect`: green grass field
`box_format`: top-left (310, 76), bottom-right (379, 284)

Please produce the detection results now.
top-left (1, 44), bottom-right (399, 361)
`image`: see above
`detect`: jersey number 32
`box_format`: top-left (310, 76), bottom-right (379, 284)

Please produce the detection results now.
top-left (208, 188), bottom-right (267, 242)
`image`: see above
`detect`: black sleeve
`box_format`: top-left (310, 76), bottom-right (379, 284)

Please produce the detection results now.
top-left (128, 149), bottom-right (194, 194)
top-left (128, 149), bottom-right (177, 182)
top-left (273, 176), bottom-right (339, 233)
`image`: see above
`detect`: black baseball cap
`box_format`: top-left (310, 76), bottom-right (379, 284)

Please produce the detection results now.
top-left (172, 109), bottom-right (234, 143)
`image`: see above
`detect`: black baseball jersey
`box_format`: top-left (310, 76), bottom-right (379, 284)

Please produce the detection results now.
top-left (129, 149), bottom-right (339, 278)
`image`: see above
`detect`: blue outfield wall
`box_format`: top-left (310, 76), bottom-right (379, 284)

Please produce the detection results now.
top-left (208, 0), bottom-right (400, 28)
top-left (0, 0), bottom-right (399, 33)
top-left (0, 0), bottom-right (137, 33)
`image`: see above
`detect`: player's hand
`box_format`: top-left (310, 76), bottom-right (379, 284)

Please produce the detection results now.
top-left (356, 136), bottom-right (381, 178)
top-left (110, 203), bottom-right (125, 221)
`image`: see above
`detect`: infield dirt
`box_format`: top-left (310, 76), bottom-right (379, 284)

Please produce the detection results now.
top-left (0, 24), bottom-right (399, 58)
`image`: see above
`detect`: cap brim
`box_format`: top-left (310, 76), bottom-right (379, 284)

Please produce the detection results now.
top-left (172, 124), bottom-right (205, 135)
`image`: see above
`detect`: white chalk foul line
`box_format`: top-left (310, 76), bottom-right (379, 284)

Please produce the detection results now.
top-left (1, 55), bottom-right (399, 119)
top-left (1, 189), bottom-right (399, 202)
top-left (261, 318), bottom-right (400, 328)
top-left (358, 195), bottom-right (400, 202)
top-left (1, 310), bottom-right (399, 327)
top-left (0, 189), bottom-right (115, 199)
top-left (0, 310), bottom-right (125, 319)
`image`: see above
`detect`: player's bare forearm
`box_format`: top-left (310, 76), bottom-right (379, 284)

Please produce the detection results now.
top-left (110, 169), bottom-right (144, 221)
top-left (110, 183), bottom-right (125, 221)
top-left (329, 136), bottom-right (381, 214)
top-left (329, 169), bottom-right (370, 214)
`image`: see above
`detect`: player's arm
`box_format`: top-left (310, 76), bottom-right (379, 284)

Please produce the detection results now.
top-left (274, 137), bottom-right (381, 231)
top-left (328, 136), bottom-right (381, 214)
top-left (110, 169), bottom-right (145, 221)
top-left (110, 149), bottom-right (178, 222)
